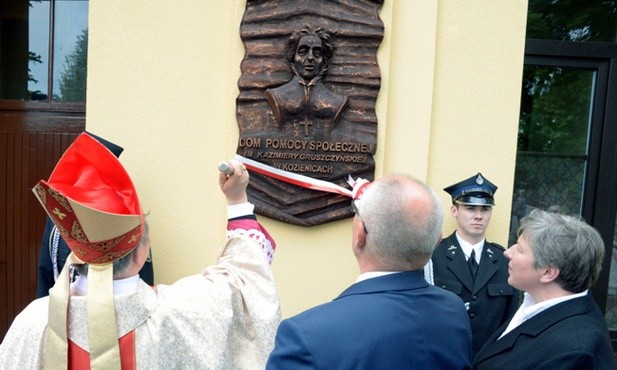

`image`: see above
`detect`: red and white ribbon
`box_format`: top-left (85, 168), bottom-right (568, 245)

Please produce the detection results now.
top-left (235, 154), bottom-right (370, 199)
top-left (346, 176), bottom-right (371, 200)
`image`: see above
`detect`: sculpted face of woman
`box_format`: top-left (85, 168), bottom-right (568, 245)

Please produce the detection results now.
top-left (294, 35), bottom-right (325, 81)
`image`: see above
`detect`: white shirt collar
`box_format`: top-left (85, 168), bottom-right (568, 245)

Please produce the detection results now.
top-left (356, 271), bottom-right (400, 283)
top-left (520, 290), bottom-right (588, 321)
top-left (499, 290), bottom-right (588, 339)
top-left (455, 232), bottom-right (484, 263)
top-left (72, 274), bottom-right (141, 296)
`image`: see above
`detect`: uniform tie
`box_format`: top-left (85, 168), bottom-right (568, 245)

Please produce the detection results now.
top-left (468, 250), bottom-right (478, 279)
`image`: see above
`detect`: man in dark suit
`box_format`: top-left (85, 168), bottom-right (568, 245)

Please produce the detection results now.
top-left (267, 175), bottom-right (472, 370)
top-left (474, 209), bottom-right (615, 369)
top-left (431, 173), bottom-right (518, 356)
top-left (36, 133), bottom-right (153, 298)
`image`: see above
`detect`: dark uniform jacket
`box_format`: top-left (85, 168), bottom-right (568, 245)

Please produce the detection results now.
top-left (474, 293), bottom-right (616, 370)
top-left (432, 231), bottom-right (519, 356)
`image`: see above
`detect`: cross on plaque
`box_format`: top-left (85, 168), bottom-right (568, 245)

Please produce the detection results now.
top-left (302, 117), bottom-right (312, 136)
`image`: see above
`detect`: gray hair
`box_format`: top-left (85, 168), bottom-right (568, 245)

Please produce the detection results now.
top-left (518, 209), bottom-right (604, 293)
top-left (359, 174), bottom-right (444, 270)
top-left (75, 221), bottom-right (149, 278)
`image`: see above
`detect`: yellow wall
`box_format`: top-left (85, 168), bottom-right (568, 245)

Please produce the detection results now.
top-left (86, 0), bottom-right (527, 317)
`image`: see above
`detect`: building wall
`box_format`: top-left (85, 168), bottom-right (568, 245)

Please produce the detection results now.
top-left (86, 0), bottom-right (527, 317)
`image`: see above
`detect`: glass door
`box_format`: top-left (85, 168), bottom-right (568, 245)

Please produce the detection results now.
top-left (510, 40), bottom-right (617, 322)
top-left (509, 65), bottom-right (595, 245)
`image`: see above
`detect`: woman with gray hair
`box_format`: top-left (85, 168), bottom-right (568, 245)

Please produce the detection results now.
top-left (474, 209), bottom-right (615, 369)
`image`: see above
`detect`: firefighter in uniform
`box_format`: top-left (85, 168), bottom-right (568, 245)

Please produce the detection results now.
top-left (431, 173), bottom-right (519, 356)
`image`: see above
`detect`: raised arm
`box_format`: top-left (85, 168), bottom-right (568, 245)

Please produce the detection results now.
top-left (219, 159), bottom-right (276, 263)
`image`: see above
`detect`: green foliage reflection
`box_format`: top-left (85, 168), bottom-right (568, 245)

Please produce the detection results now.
top-left (527, 0), bottom-right (617, 42)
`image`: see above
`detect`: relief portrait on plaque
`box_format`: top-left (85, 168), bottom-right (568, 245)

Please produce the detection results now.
top-left (236, 0), bottom-right (384, 226)
top-left (265, 26), bottom-right (349, 137)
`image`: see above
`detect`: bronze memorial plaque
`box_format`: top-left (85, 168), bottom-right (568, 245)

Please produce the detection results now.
top-left (236, 0), bottom-right (384, 226)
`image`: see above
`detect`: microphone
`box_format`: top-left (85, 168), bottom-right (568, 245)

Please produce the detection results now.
top-left (218, 162), bottom-right (234, 175)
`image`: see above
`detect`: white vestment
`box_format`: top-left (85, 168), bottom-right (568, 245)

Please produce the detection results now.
top-left (0, 235), bottom-right (281, 369)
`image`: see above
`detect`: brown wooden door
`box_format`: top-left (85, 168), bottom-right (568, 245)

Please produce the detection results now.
top-left (0, 101), bottom-right (84, 340)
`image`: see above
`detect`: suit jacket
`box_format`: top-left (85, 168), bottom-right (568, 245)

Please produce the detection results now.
top-left (432, 232), bottom-right (519, 356)
top-left (266, 270), bottom-right (472, 370)
top-left (474, 293), bottom-right (616, 370)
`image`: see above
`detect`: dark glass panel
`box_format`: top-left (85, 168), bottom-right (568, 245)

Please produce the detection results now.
top-left (0, 1), bottom-right (50, 100)
top-left (52, 0), bottom-right (88, 102)
top-left (527, 0), bottom-right (617, 42)
top-left (28, 1), bottom-right (51, 100)
top-left (518, 66), bottom-right (593, 155)
top-left (606, 220), bottom-right (617, 329)
top-left (0, 0), bottom-right (88, 102)
top-left (509, 66), bottom-right (595, 245)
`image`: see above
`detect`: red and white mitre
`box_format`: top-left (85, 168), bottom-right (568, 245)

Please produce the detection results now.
top-left (32, 132), bottom-right (144, 369)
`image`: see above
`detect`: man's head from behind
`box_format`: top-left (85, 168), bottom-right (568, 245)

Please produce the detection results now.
top-left (75, 220), bottom-right (151, 280)
top-left (354, 174), bottom-right (444, 271)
